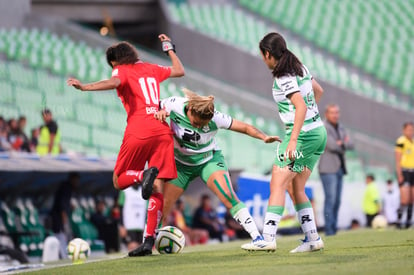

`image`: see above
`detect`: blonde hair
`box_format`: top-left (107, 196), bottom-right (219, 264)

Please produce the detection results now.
top-left (182, 88), bottom-right (215, 120)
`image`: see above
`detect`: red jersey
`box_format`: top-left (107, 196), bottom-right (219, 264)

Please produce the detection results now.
top-left (111, 61), bottom-right (172, 139)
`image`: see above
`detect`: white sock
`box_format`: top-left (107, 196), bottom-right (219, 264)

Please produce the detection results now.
top-left (233, 207), bottom-right (261, 240)
top-left (297, 207), bottom-right (319, 241)
top-left (263, 212), bottom-right (282, 242)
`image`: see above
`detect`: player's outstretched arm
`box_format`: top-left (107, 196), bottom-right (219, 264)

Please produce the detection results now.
top-left (229, 119), bottom-right (281, 143)
top-left (158, 34), bottom-right (185, 78)
top-left (67, 77), bottom-right (120, 91)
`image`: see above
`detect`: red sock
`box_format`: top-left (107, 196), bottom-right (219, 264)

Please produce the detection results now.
top-left (145, 192), bottom-right (164, 238)
top-left (117, 170), bottom-right (144, 189)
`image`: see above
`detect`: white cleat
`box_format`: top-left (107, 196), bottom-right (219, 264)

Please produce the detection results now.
top-left (241, 236), bottom-right (277, 251)
top-left (290, 237), bottom-right (324, 253)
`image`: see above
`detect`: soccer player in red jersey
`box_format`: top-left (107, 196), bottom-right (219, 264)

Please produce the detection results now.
top-left (67, 34), bottom-right (184, 256)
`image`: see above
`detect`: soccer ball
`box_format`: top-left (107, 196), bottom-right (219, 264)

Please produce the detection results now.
top-left (67, 238), bottom-right (91, 263)
top-left (155, 226), bottom-right (186, 254)
top-left (371, 215), bottom-right (388, 229)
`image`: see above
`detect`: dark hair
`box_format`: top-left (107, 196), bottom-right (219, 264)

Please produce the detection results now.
top-left (68, 171), bottom-right (80, 180)
top-left (259, 32), bottom-right (303, 78)
top-left (41, 108), bottom-right (51, 115)
top-left (403, 122), bottom-right (414, 129)
top-left (366, 174), bottom-right (375, 181)
top-left (106, 41), bottom-right (139, 68)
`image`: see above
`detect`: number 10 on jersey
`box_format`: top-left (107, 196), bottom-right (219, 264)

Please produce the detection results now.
top-left (139, 77), bottom-right (159, 105)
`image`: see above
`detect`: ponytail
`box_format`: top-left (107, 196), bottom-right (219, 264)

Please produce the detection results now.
top-left (183, 88), bottom-right (215, 120)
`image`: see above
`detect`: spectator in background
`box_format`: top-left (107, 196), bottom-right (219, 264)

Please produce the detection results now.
top-left (7, 118), bottom-right (25, 151)
top-left (363, 174), bottom-right (381, 227)
top-left (192, 194), bottom-right (225, 242)
top-left (169, 199), bottom-right (209, 245)
top-left (30, 128), bottom-right (39, 152)
top-left (17, 116), bottom-right (30, 152)
top-left (36, 109), bottom-right (61, 156)
top-left (7, 117), bottom-right (30, 152)
top-left (90, 200), bottom-right (120, 253)
top-left (349, 219), bottom-right (361, 230)
top-left (382, 179), bottom-right (400, 225)
top-left (318, 104), bottom-right (354, 236)
top-left (395, 122), bottom-right (414, 229)
top-left (50, 172), bottom-right (79, 258)
top-left (0, 116), bottom-right (11, 151)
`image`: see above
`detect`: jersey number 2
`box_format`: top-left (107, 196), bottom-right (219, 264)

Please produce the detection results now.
top-left (139, 77), bottom-right (158, 104)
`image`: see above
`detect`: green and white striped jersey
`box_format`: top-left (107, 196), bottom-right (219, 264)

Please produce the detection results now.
top-left (272, 65), bottom-right (323, 133)
top-left (160, 96), bottom-right (233, 166)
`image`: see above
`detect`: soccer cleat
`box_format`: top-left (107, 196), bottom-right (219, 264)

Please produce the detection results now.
top-left (128, 236), bottom-right (154, 257)
top-left (241, 236), bottom-right (277, 251)
top-left (290, 237), bottom-right (324, 253)
top-left (141, 167), bottom-right (159, 200)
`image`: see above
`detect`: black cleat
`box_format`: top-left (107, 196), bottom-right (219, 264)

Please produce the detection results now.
top-left (141, 167), bottom-right (158, 200)
top-left (128, 236), bottom-right (154, 257)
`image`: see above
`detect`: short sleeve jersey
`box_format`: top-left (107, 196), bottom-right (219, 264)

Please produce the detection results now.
top-left (272, 65), bottom-right (323, 134)
top-left (395, 135), bottom-right (414, 169)
top-left (111, 61), bottom-right (172, 138)
top-left (160, 96), bottom-right (233, 166)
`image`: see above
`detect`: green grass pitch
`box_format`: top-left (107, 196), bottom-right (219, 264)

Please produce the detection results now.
top-left (30, 229), bottom-right (413, 275)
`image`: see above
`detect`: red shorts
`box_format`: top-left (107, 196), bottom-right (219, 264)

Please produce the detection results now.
top-left (114, 133), bottom-right (177, 181)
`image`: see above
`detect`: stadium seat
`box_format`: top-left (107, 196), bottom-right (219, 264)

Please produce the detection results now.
top-left (70, 199), bottom-right (105, 252)
top-left (75, 103), bottom-right (107, 129)
top-left (59, 120), bottom-right (91, 146)
top-left (239, 0), bottom-right (414, 99)
top-left (0, 104), bottom-right (20, 118)
top-left (166, 1), bottom-right (414, 107)
top-left (0, 82), bottom-right (15, 104)
top-left (91, 127), bottom-right (122, 152)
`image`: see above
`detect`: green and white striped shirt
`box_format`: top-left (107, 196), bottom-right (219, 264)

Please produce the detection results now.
top-left (272, 65), bottom-right (323, 134)
top-left (160, 96), bottom-right (233, 166)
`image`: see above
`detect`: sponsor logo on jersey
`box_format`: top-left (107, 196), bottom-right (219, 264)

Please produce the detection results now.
top-left (202, 125), bottom-right (210, 132)
top-left (216, 162), bottom-right (224, 168)
top-left (146, 106), bottom-right (158, 114)
top-left (281, 80), bottom-right (294, 91)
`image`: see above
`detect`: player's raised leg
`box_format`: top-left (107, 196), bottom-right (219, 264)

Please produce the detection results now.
top-left (112, 135), bottom-right (159, 199)
top-left (129, 134), bottom-right (177, 257)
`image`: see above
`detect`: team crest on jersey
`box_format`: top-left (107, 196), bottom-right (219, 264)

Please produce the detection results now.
top-left (202, 125), bottom-right (210, 132)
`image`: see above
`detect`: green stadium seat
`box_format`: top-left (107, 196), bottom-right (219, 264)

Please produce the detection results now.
top-left (75, 103), bottom-right (107, 128)
top-left (59, 120), bottom-right (91, 145)
top-left (0, 104), bottom-right (20, 118)
top-left (91, 127), bottom-right (122, 152)
top-left (239, 0), bottom-right (414, 99)
top-left (0, 82), bottom-right (14, 104)
top-left (106, 109), bottom-right (127, 132)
